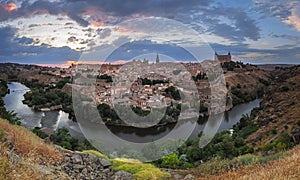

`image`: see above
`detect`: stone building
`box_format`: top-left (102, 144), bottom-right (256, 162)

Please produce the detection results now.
top-left (214, 52), bottom-right (231, 63)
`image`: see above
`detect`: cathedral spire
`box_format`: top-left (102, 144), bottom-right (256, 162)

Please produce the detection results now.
top-left (156, 53), bottom-right (160, 64)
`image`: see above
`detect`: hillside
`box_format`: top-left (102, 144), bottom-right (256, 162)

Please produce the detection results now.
top-left (166, 65), bottom-right (300, 179)
top-left (247, 65), bottom-right (300, 152)
top-left (0, 118), bottom-right (66, 179)
top-left (166, 144), bottom-right (300, 179)
top-left (225, 68), bottom-right (269, 108)
top-left (203, 144), bottom-right (300, 179)
top-left (0, 118), bottom-right (114, 179)
top-left (0, 118), bottom-right (171, 179)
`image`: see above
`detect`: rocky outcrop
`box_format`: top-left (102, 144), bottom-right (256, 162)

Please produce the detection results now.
top-left (2, 137), bottom-right (133, 180)
top-left (61, 151), bottom-right (113, 179)
top-left (54, 146), bottom-right (133, 180)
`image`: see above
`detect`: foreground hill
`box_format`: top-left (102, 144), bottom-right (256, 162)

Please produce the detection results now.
top-left (0, 118), bottom-right (67, 179)
top-left (167, 143), bottom-right (300, 179)
top-left (0, 118), bottom-right (170, 179)
top-left (203, 144), bottom-right (300, 179)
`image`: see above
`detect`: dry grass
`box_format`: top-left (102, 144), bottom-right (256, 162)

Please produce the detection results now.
top-left (0, 118), bottom-right (61, 164)
top-left (196, 145), bottom-right (300, 180)
top-left (0, 141), bottom-right (52, 179)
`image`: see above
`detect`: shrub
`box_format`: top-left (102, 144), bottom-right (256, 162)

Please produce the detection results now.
top-left (277, 133), bottom-right (293, 149)
top-left (276, 142), bottom-right (286, 151)
top-left (161, 154), bottom-right (180, 169)
top-left (31, 127), bottom-right (48, 139)
top-left (111, 158), bottom-right (170, 180)
top-left (258, 152), bottom-right (284, 164)
top-left (181, 162), bottom-right (194, 169)
top-left (271, 128), bottom-right (277, 134)
top-left (0, 128), bottom-right (4, 139)
top-left (50, 127), bottom-right (80, 150)
top-left (262, 143), bottom-right (276, 153)
top-left (239, 125), bottom-right (259, 138)
top-left (280, 85), bottom-right (289, 92)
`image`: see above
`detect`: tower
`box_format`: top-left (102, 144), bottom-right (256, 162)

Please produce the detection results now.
top-left (156, 53), bottom-right (160, 64)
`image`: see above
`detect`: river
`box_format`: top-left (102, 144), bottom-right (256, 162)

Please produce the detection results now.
top-left (3, 82), bottom-right (261, 142)
top-left (4, 82), bottom-right (83, 138)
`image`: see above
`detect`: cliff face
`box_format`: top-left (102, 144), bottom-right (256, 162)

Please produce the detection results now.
top-left (247, 65), bottom-right (300, 148)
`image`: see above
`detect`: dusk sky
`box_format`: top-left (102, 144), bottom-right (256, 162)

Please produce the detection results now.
top-left (0, 0), bottom-right (300, 65)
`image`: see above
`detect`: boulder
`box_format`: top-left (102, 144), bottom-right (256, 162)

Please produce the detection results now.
top-left (71, 154), bottom-right (83, 164)
top-left (113, 170), bottom-right (133, 180)
top-left (98, 158), bottom-right (112, 168)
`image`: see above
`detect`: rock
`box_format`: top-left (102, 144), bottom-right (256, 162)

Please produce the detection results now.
top-left (3, 138), bottom-right (14, 150)
top-left (98, 158), bottom-right (112, 168)
top-left (73, 164), bottom-right (85, 171)
top-left (291, 128), bottom-right (300, 144)
top-left (184, 174), bottom-right (195, 179)
top-left (6, 150), bottom-right (20, 163)
top-left (113, 170), bottom-right (133, 180)
top-left (71, 154), bottom-right (83, 164)
top-left (81, 168), bottom-right (88, 175)
top-left (102, 168), bottom-right (110, 174)
top-left (173, 173), bottom-right (182, 179)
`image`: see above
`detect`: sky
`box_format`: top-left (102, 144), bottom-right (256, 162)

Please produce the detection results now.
top-left (0, 0), bottom-right (300, 65)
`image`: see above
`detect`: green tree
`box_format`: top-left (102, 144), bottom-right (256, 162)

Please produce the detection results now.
top-left (32, 127), bottom-right (49, 139)
top-left (161, 154), bottom-right (180, 169)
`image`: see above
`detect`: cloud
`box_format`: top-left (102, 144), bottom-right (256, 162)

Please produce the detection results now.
top-left (254, 0), bottom-right (296, 19)
top-left (0, 0), bottom-right (262, 43)
top-left (0, 0), bottom-right (90, 26)
top-left (0, 0), bottom-right (298, 65)
top-left (106, 40), bottom-right (197, 61)
top-left (254, 0), bottom-right (300, 31)
top-left (0, 2), bottom-right (17, 12)
top-left (284, 7), bottom-right (300, 31)
top-left (203, 6), bottom-right (261, 41)
top-left (67, 36), bottom-right (78, 43)
top-left (78, 0), bottom-right (212, 17)
top-left (98, 28), bottom-right (111, 39)
top-left (0, 26), bottom-right (80, 64)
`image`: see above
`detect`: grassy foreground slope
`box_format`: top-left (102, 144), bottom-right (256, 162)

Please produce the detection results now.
top-left (205, 144), bottom-right (300, 180)
top-left (0, 118), bottom-right (169, 179)
top-left (0, 118), bottom-right (67, 179)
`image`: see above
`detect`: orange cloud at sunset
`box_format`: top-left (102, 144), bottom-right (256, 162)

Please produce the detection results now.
top-left (284, 8), bottom-right (300, 31)
top-left (1, 2), bottom-right (17, 12)
top-left (90, 20), bottom-right (104, 27)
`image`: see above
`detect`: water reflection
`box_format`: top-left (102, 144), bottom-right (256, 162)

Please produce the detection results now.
top-left (4, 82), bottom-right (83, 138)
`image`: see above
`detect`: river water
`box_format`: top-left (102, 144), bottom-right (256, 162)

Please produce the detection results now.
top-left (3, 82), bottom-right (261, 142)
top-left (4, 82), bottom-right (83, 138)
